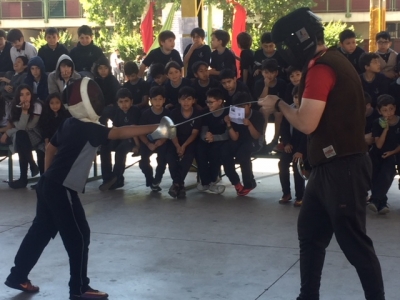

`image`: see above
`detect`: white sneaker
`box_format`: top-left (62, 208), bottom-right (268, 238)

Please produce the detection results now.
top-left (209, 182), bottom-right (225, 194)
top-left (197, 183), bottom-right (209, 191)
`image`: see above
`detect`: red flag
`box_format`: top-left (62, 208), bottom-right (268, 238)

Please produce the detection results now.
top-left (229, 1), bottom-right (246, 74)
top-left (141, 1), bottom-right (155, 54)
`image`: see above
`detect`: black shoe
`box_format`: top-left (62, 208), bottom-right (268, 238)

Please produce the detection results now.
top-left (177, 185), bottom-right (186, 199)
top-left (98, 177), bottom-right (117, 191)
top-left (109, 179), bottom-right (124, 190)
top-left (8, 178), bottom-right (28, 189)
top-left (30, 184), bottom-right (37, 190)
top-left (5, 279), bottom-right (39, 293)
top-left (168, 184), bottom-right (179, 198)
top-left (70, 287), bottom-right (108, 299)
top-left (30, 163), bottom-right (40, 177)
top-left (151, 181), bottom-right (162, 192)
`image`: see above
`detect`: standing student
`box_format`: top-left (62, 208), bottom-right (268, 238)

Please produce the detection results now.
top-left (209, 30), bottom-right (237, 79)
top-left (221, 92), bottom-right (264, 196)
top-left (196, 88), bottom-right (228, 194)
top-left (99, 88), bottom-right (141, 191)
top-left (237, 32), bottom-right (255, 89)
top-left (164, 61), bottom-right (191, 109)
top-left (183, 28), bottom-right (211, 80)
top-left (260, 7), bottom-right (385, 299)
top-left (38, 27), bottom-right (69, 73)
top-left (167, 86), bottom-right (202, 198)
top-left (337, 29), bottom-right (365, 74)
top-left (0, 84), bottom-right (44, 189)
top-left (4, 78), bottom-right (158, 300)
top-left (375, 31), bottom-right (397, 80)
top-left (139, 86), bottom-right (170, 191)
top-left (0, 29), bottom-right (14, 73)
top-left (7, 29), bottom-right (37, 64)
top-left (138, 30), bottom-right (183, 79)
top-left (69, 25), bottom-right (105, 74)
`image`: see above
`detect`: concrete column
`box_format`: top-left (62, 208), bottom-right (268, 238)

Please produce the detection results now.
top-left (181, 0), bottom-right (199, 52)
top-left (369, 0), bottom-right (386, 52)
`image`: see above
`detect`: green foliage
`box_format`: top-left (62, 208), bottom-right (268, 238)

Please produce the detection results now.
top-left (323, 21), bottom-right (364, 48)
top-left (30, 30), bottom-right (73, 50)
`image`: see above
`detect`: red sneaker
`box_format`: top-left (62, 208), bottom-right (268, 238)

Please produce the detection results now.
top-left (5, 279), bottom-right (39, 293)
top-left (237, 187), bottom-right (255, 196)
top-left (234, 183), bottom-right (244, 195)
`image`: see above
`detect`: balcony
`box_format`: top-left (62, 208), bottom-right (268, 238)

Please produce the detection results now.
top-left (0, 0), bottom-right (83, 19)
top-left (313, 0), bottom-right (400, 12)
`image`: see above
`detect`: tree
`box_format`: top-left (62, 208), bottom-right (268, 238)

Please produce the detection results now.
top-left (323, 21), bottom-right (363, 48)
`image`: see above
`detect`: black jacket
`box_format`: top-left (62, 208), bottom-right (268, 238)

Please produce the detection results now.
top-left (38, 43), bottom-right (69, 73)
top-left (69, 41), bottom-right (105, 72)
top-left (0, 42), bottom-right (13, 73)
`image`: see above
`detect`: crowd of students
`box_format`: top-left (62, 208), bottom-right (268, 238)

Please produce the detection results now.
top-left (0, 25), bottom-right (399, 212)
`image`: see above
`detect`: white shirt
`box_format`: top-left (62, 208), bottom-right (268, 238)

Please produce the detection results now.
top-left (10, 42), bottom-right (37, 64)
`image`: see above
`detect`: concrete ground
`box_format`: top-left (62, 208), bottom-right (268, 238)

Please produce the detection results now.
top-left (0, 154), bottom-right (399, 300)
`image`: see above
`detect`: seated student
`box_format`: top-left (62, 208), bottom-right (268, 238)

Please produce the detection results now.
top-left (253, 58), bottom-right (287, 151)
top-left (92, 57), bottom-right (120, 125)
top-left (0, 94), bottom-right (9, 134)
top-left (167, 86), bottom-right (202, 198)
top-left (6, 29), bottom-right (37, 64)
top-left (359, 52), bottom-right (389, 108)
top-left (277, 86), bottom-right (306, 207)
top-left (69, 25), bottom-right (105, 75)
top-left (38, 27), bottom-right (69, 73)
top-left (39, 92), bottom-right (71, 146)
top-left (138, 30), bottom-right (183, 79)
top-left (191, 61), bottom-right (219, 108)
top-left (196, 88), bottom-right (228, 194)
top-left (209, 30), bottom-right (237, 79)
top-left (48, 54), bottom-right (81, 94)
top-left (375, 31), bottom-right (397, 80)
top-left (0, 56), bottom-right (28, 102)
top-left (0, 84), bottom-right (44, 189)
top-left (149, 63), bottom-right (167, 87)
top-left (183, 27), bottom-right (211, 80)
top-left (365, 92), bottom-right (380, 146)
top-left (337, 29), bottom-right (365, 74)
top-left (219, 68), bottom-right (251, 106)
top-left (0, 29), bottom-right (14, 73)
top-left (368, 95), bottom-right (400, 215)
top-left (237, 32), bottom-right (255, 89)
top-left (283, 65), bottom-right (302, 105)
top-left (253, 32), bottom-right (288, 82)
top-left (138, 86), bottom-right (170, 191)
top-left (164, 61), bottom-right (191, 110)
top-left (122, 61), bottom-right (150, 109)
top-left (221, 92), bottom-right (264, 196)
top-left (24, 56), bottom-right (49, 101)
top-left (99, 88), bottom-right (141, 191)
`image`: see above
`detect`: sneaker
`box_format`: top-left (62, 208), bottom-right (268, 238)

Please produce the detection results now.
top-left (237, 186), bottom-right (255, 196)
top-left (294, 199), bottom-right (302, 207)
top-left (70, 287), bottom-right (108, 299)
top-left (209, 182), bottom-right (225, 194)
top-left (278, 194), bottom-right (292, 204)
top-left (4, 279), bottom-right (39, 293)
top-left (8, 178), bottom-right (28, 189)
top-left (151, 181), bottom-right (162, 192)
top-left (378, 205), bottom-right (390, 215)
top-left (234, 182), bottom-right (244, 195)
top-left (177, 185), bottom-right (186, 199)
top-left (367, 202), bottom-right (378, 213)
top-left (109, 179), bottom-right (124, 190)
top-left (98, 177), bottom-right (117, 191)
top-left (168, 184), bottom-right (179, 198)
top-left (197, 183), bottom-right (209, 191)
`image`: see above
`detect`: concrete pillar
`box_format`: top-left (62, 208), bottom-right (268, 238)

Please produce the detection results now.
top-left (181, 0), bottom-right (198, 52)
top-left (369, 0), bottom-right (386, 52)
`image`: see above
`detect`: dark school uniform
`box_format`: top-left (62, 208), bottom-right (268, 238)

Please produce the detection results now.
top-left (142, 47), bottom-right (183, 68)
top-left (360, 73), bottom-right (389, 108)
top-left (220, 80), bottom-right (252, 106)
top-left (183, 44), bottom-right (211, 79)
top-left (164, 77), bottom-right (192, 108)
top-left (122, 78), bottom-right (150, 106)
top-left (191, 78), bottom-right (219, 108)
top-left (210, 48), bottom-right (237, 79)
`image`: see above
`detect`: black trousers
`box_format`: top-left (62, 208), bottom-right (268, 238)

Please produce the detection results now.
top-left (370, 153), bottom-right (396, 209)
top-left (100, 139), bottom-right (133, 181)
top-left (220, 140), bottom-right (257, 189)
top-left (195, 140), bottom-right (225, 186)
top-left (7, 176), bottom-right (91, 295)
top-left (278, 152), bottom-right (305, 199)
top-left (167, 141), bottom-right (195, 185)
top-left (15, 130), bottom-right (44, 180)
top-left (297, 154), bottom-right (385, 300)
top-left (139, 142), bottom-right (167, 186)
